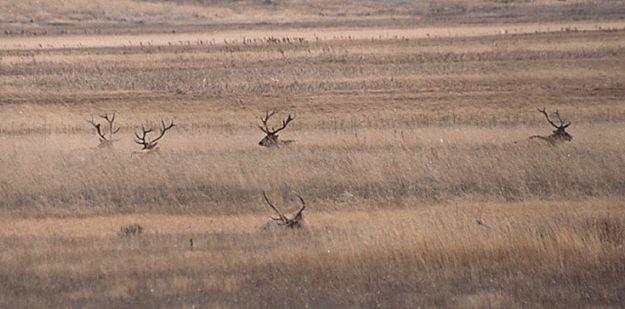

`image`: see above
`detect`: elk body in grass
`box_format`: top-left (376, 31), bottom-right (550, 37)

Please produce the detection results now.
top-left (258, 111), bottom-right (295, 147)
top-left (530, 108), bottom-right (572, 144)
top-left (87, 112), bottom-right (120, 148)
top-left (261, 191), bottom-right (306, 229)
top-left (134, 120), bottom-right (175, 153)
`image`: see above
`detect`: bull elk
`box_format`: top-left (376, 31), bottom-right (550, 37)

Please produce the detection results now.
top-left (258, 111), bottom-right (295, 147)
top-left (261, 191), bottom-right (306, 229)
top-left (134, 120), bottom-right (175, 153)
top-left (87, 112), bottom-right (120, 148)
top-left (529, 108), bottom-right (572, 144)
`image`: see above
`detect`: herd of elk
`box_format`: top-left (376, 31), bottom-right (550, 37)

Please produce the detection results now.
top-left (88, 107), bottom-right (572, 231)
top-left (89, 108), bottom-right (570, 150)
top-left (87, 113), bottom-right (176, 153)
top-left (88, 111), bottom-right (297, 151)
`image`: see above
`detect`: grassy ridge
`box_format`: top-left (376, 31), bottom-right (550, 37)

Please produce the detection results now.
top-left (3, 0), bottom-right (625, 35)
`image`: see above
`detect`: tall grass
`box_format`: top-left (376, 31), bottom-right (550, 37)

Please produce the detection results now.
top-left (1, 19), bottom-right (624, 308)
top-left (1, 124), bottom-right (624, 216)
top-left (0, 200), bottom-right (623, 307)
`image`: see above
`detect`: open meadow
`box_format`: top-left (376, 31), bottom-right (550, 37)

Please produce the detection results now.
top-left (1, 0), bottom-right (625, 307)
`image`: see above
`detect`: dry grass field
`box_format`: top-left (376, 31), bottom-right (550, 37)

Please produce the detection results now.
top-left (2, 0), bottom-right (625, 307)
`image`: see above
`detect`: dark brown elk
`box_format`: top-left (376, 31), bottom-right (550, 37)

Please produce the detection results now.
top-left (262, 191), bottom-right (306, 229)
top-left (258, 111), bottom-right (295, 147)
top-left (530, 108), bottom-right (572, 144)
top-left (134, 120), bottom-right (175, 152)
top-left (87, 112), bottom-right (120, 148)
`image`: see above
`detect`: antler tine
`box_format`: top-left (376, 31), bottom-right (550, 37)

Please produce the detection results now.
top-left (292, 193), bottom-right (306, 219)
top-left (100, 112), bottom-right (120, 137)
top-left (537, 107), bottom-right (559, 129)
top-left (87, 117), bottom-right (107, 141)
top-left (259, 110), bottom-right (277, 133)
top-left (86, 117), bottom-right (97, 127)
top-left (134, 130), bottom-right (145, 145)
top-left (553, 110), bottom-right (569, 128)
top-left (157, 119), bottom-right (175, 133)
top-left (99, 112), bottom-right (112, 122)
top-left (284, 114), bottom-right (295, 126)
top-left (262, 191), bottom-right (287, 222)
top-left (134, 125), bottom-right (152, 145)
top-left (149, 119), bottom-right (175, 145)
top-left (260, 111), bottom-right (275, 123)
top-left (142, 124), bottom-right (153, 135)
top-left (272, 114), bottom-right (295, 134)
top-left (258, 124), bottom-right (270, 134)
top-left (134, 127), bottom-right (143, 140)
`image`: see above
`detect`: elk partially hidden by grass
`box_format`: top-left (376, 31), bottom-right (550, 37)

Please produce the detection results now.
top-left (258, 111), bottom-right (295, 147)
top-left (530, 107), bottom-right (572, 144)
top-left (261, 191), bottom-right (306, 229)
top-left (134, 120), bottom-right (175, 153)
top-left (87, 112), bottom-right (120, 148)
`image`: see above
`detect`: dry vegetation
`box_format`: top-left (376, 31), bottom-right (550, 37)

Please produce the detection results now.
top-left (1, 0), bottom-right (625, 307)
top-left (3, 0), bottom-right (625, 35)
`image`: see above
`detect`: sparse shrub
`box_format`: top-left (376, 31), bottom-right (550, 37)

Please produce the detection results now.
top-left (118, 223), bottom-right (144, 237)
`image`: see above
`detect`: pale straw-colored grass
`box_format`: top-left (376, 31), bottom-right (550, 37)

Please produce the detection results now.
top-left (1, 15), bottom-right (625, 307)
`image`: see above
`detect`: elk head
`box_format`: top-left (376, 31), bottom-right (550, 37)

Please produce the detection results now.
top-left (262, 191), bottom-right (306, 229)
top-left (258, 111), bottom-right (295, 147)
top-left (531, 108), bottom-right (572, 144)
top-left (134, 120), bottom-right (175, 152)
top-left (87, 112), bottom-right (120, 148)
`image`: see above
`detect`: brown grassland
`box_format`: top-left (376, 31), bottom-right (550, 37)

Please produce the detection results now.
top-left (1, 0), bottom-right (625, 307)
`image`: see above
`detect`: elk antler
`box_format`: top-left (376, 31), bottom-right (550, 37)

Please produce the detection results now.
top-left (258, 111), bottom-right (295, 135)
top-left (262, 191), bottom-right (288, 222)
top-left (100, 112), bottom-right (120, 138)
top-left (134, 120), bottom-right (175, 150)
top-left (272, 114), bottom-right (295, 135)
top-left (552, 110), bottom-right (571, 128)
top-left (88, 112), bottom-right (121, 145)
top-left (87, 117), bottom-right (107, 141)
top-left (537, 108), bottom-right (559, 129)
top-left (291, 193), bottom-right (306, 222)
top-left (150, 120), bottom-right (176, 146)
top-left (262, 191), bottom-right (306, 228)
top-left (538, 108), bottom-right (570, 129)
top-left (258, 111), bottom-right (277, 134)
top-left (134, 124), bottom-right (153, 149)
